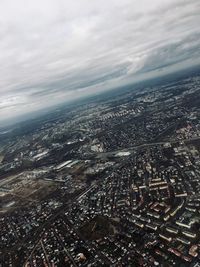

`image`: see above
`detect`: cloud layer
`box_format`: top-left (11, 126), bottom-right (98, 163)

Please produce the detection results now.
top-left (0, 0), bottom-right (200, 122)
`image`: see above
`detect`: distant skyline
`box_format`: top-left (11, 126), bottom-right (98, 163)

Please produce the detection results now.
top-left (0, 0), bottom-right (200, 123)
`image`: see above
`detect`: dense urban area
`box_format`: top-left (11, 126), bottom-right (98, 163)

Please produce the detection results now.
top-left (1, 70), bottom-right (200, 267)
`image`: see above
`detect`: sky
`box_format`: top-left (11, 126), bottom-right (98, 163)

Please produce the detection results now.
top-left (0, 0), bottom-right (200, 123)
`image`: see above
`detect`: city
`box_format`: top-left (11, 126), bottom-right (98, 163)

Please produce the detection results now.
top-left (1, 70), bottom-right (200, 266)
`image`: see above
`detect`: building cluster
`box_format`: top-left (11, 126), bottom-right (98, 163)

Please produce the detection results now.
top-left (0, 74), bottom-right (200, 266)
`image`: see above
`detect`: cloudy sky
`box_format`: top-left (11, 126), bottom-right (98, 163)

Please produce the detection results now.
top-left (0, 0), bottom-right (200, 123)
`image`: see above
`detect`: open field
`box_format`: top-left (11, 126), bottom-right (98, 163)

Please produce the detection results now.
top-left (0, 174), bottom-right (57, 213)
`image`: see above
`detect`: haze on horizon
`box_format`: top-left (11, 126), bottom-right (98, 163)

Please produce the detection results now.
top-left (0, 0), bottom-right (200, 123)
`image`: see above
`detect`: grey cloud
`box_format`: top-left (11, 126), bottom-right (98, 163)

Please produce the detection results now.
top-left (0, 0), bottom-right (199, 122)
top-left (139, 33), bottom-right (200, 73)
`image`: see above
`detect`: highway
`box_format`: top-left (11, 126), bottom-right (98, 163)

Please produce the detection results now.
top-left (95, 136), bottom-right (200, 158)
top-left (16, 135), bottom-right (200, 266)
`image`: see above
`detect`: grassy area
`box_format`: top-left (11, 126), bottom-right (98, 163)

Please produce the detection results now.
top-left (78, 215), bottom-right (115, 240)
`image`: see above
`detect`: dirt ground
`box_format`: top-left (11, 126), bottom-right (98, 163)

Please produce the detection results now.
top-left (0, 178), bottom-right (56, 213)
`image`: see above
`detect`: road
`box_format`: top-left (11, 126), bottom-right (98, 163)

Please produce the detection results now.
top-left (53, 229), bottom-right (78, 267)
top-left (22, 183), bottom-right (96, 266)
top-left (12, 135), bottom-right (200, 266)
top-left (77, 183), bottom-right (96, 201)
top-left (95, 136), bottom-right (200, 158)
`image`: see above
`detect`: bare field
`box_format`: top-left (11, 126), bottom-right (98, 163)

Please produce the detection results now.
top-left (0, 178), bottom-right (56, 213)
